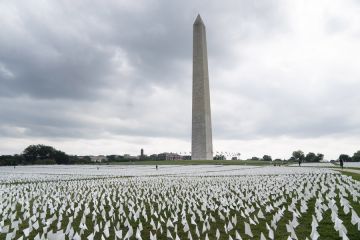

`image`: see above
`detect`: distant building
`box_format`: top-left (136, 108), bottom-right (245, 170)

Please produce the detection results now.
top-left (157, 152), bottom-right (182, 161)
top-left (231, 157), bottom-right (238, 160)
top-left (149, 154), bottom-right (158, 160)
top-left (89, 155), bottom-right (107, 162)
top-left (141, 148), bottom-right (144, 157)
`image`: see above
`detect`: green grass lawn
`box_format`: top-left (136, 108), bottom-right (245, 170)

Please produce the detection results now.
top-left (339, 170), bottom-right (360, 181)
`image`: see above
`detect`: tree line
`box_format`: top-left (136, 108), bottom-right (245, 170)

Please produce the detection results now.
top-left (250, 150), bottom-right (360, 163)
top-left (0, 144), bottom-right (92, 166)
top-left (233, 150), bottom-right (360, 163)
top-left (1, 144), bottom-right (360, 166)
top-left (291, 150), bottom-right (360, 162)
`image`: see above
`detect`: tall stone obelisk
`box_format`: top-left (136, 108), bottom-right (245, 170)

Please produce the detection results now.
top-left (192, 14), bottom-right (213, 160)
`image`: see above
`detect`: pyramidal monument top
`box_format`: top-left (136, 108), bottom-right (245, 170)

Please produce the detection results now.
top-left (194, 14), bottom-right (204, 25)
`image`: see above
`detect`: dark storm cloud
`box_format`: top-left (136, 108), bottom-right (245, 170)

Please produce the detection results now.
top-left (0, 0), bottom-right (285, 139)
top-left (0, 1), bottom-right (286, 98)
top-left (0, 2), bottom-right (117, 99)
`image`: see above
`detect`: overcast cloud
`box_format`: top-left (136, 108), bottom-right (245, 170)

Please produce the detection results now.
top-left (1, 0), bottom-right (360, 159)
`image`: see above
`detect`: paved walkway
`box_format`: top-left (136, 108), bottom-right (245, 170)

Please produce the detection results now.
top-left (336, 168), bottom-right (360, 175)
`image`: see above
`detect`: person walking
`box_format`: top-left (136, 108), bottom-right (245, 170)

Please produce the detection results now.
top-left (339, 158), bottom-right (344, 169)
top-left (298, 158), bottom-right (301, 167)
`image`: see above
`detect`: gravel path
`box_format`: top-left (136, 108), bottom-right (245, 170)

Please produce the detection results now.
top-left (338, 168), bottom-right (360, 175)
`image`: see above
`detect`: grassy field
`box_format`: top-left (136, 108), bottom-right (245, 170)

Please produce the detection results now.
top-left (340, 170), bottom-right (360, 181)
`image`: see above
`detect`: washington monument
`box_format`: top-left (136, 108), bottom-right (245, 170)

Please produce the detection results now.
top-left (191, 15), bottom-right (213, 160)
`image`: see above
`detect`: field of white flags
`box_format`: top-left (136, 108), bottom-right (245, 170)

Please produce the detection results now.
top-left (1, 165), bottom-right (360, 240)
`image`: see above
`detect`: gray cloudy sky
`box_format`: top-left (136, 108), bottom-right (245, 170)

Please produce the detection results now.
top-left (1, 0), bottom-right (360, 159)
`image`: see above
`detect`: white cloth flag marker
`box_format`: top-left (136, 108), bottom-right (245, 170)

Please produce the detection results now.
top-left (244, 222), bottom-right (253, 237)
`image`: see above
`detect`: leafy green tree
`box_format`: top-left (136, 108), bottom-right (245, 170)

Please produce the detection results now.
top-left (305, 152), bottom-right (316, 162)
top-left (339, 154), bottom-right (351, 162)
top-left (0, 155), bottom-right (24, 166)
top-left (316, 153), bottom-right (324, 162)
top-left (0, 156), bottom-right (13, 166)
top-left (76, 156), bottom-right (92, 164)
top-left (262, 155), bottom-right (272, 161)
top-left (53, 150), bottom-right (69, 164)
top-left (23, 145), bottom-right (42, 164)
top-left (305, 152), bottom-right (323, 162)
top-left (214, 155), bottom-right (226, 160)
top-left (22, 144), bottom-right (69, 164)
top-left (352, 150), bottom-right (360, 162)
top-left (107, 155), bottom-right (117, 162)
top-left (292, 150), bottom-right (305, 162)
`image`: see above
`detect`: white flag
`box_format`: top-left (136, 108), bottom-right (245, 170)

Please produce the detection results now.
top-left (244, 222), bottom-right (253, 237)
